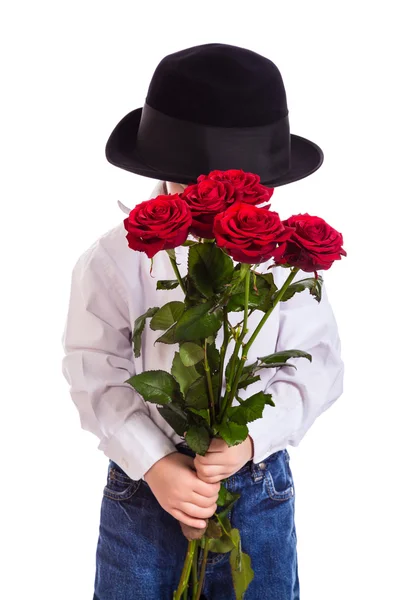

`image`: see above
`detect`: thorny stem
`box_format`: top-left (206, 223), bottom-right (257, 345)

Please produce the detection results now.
top-left (224, 267), bottom-right (300, 418)
top-left (195, 537), bottom-right (211, 600)
top-left (191, 541), bottom-right (199, 598)
top-left (218, 268), bottom-right (251, 421)
top-left (173, 539), bottom-right (197, 600)
top-left (169, 256), bottom-right (186, 293)
top-left (204, 337), bottom-right (216, 424)
top-left (217, 306), bottom-right (230, 414)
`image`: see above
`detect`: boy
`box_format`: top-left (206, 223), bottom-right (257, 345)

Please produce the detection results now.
top-left (62, 43), bottom-right (344, 599)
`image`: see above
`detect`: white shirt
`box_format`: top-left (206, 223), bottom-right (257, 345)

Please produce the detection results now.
top-left (61, 179), bottom-right (344, 481)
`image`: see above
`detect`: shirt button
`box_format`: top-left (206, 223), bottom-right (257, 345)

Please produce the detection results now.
top-left (259, 462), bottom-right (266, 469)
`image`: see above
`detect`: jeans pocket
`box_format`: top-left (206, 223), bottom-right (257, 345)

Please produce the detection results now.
top-left (264, 450), bottom-right (295, 502)
top-left (103, 459), bottom-right (141, 502)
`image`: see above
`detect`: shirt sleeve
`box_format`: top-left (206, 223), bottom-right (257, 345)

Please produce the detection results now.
top-left (247, 268), bottom-right (345, 463)
top-left (61, 243), bottom-right (178, 481)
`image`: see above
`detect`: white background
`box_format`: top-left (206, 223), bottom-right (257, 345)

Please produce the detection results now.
top-left (1, 1), bottom-right (399, 598)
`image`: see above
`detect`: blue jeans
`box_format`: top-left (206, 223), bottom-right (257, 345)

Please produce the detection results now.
top-left (93, 444), bottom-right (299, 599)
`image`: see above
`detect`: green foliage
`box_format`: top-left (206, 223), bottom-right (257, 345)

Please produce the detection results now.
top-left (150, 301), bottom-right (185, 331)
top-left (274, 274), bottom-right (323, 303)
top-left (188, 242), bottom-right (234, 299)
top-left (157, 403), bottom-right (188, 436)
top-left (258, 349), bottom-right (312, 365)
top-left (195, 341), bottom-right (220, 377)
top-left (229, 528), bottom-right (255, 599)
top-left (171, 351), bottom-right (201, 395)
top-left (125, 370), bottom-right (183, 405)
top-left (185, 424), bottom-right (210, 455)
top-left (154, 322), bottom-right (178, 344)
top-left (179, 342), bottom-right (204, 366)
top-left (185, 374), bottom-right (219, 410)
top-left (156, 279), bottom-right (180, 290)
top-left (227, 271), bottom-right (277, 313)
top-left (227, 392), bottom-right (273, 425)
top-left (132, 307), bottom-right (159, 358)
top-left (237, 375), bottom-right (261, 390)
top-left (205, 519), bottom-right (222, 539)
top-left (216, 420), bottom-right (249, 446)
top-left (175, 299), bottom-right (223, 342)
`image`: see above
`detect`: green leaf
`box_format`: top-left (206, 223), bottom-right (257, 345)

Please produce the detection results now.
top-left (185, 374), bottom-right (219, 410)
top-left (188, 243), bottom-right (234, 299)
top-left (150, 301), bottom-right (185, 331)
top-left (179, 342), bottom-right (204, 366)
top-left (182, 239), bottom-right (198, 247)
top-left (125, 370), bottom-right (182, 405)
top-left (218, 499), bottom-right (240, 521)
top-left (157, 403), bottom-right (188, 436)
top-left (216, 421), bottom-right (249, 446)
top-left (171, 351), bottom-right (201, 395)
top-left (205, 519), bottom-right (222, 539)
top-left (208, 533), bottom-right (235, 553)
top-left (194, 341), bottom-right (220, 377)
top-left (156, 279), bottom-right (180, 290)
top-left (274, 274), bottom-right (324, 304)
top-left (227, 272), bottom-right (278, 313)
top-left (258, 349), bottom-right (312, 365)
top-left (256, 361), bottom-right (297, 370)
top-left (185, 425), bottom-right (210, 455)
top-left (132, 307), bottom-right (159, 358)
top-left (217, 485), bottom-right (240, 509)
top-left (230, 263), bottom-right (251, 293)
top-left (227, 392), bottom-right (273, 425)
top-left (184, 274), bottom-right (206, 306)
top-left (154, 322), bottom-right (178, 344)
top-left (237, 375), bottom-right (261, 390)
top-left (229, 529), bottom-right (254, 599)
top-left (207, 341), bottom-right (221, 374)
top-left (187, 407), bottom-right (209, 421)
top-left (175, 299), bottom-right (222, 342)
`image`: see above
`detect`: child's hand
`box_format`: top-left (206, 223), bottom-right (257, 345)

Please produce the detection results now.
top-left (143, 451), bottom-right (220, 529)
top-left (193, 435), bottom-right (254, 483)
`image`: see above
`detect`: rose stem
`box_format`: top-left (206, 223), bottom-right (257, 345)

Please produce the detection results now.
top-left (217, 306), bottom-right (230, 414)
top-left (191, 540), bottom-right (199, 598)
top-left (204, 337), bottom-right (215, 424)
top-left (219, 267), bottom-right (251, 419)
top-left (220, 266), bottom-right (300, 422)
top-left (174, 539), bottom-right (197, 600)
top-left (168, 256), bottom-right (186, 293)
top-left (195, 537), bottom-right (211, 600)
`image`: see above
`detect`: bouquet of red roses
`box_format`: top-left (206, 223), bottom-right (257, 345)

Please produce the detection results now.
top-left (123, 169), bottom-right (346, 599)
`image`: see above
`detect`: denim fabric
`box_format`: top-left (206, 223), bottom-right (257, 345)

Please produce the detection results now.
top-left (93, 443), bottom-right (299, 599)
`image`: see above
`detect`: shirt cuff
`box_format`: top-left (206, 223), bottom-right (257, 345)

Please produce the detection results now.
top-left (98, 411), bottom-right (178, 481)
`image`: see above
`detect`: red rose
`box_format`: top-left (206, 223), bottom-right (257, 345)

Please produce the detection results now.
top-left (181, 179), bottom-right (235, 238)
top-left (124, 194), bottom-right (192, 259)
top-left (213, 202), bottom-right (292, 264)
top-left (198, 169), bottom-right (274, 206)
top-left (274, 213), bottom-right (347, 271)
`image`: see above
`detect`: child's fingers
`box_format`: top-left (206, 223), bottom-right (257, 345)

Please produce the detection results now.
top-left (192, 478), bottom-right (220, 498)
top-left (195, 462), bottom-right (228, 479)
top-left (206, 438), bottom-right (227, 452)
top-left (191, 490), bottom-right (219, 508)
top-left (172, 509), bottom-right (207, 530)
top-left (179, 501), bottom-right (217, 521)
top-left (197, 472), bottom-right (229, 484)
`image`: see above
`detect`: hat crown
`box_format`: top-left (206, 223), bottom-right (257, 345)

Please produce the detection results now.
top-left (146, 43), bottom-right (288, 128)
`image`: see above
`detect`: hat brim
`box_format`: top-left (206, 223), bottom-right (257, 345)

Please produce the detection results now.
top-left (105, 107), bottom-right (324, 187)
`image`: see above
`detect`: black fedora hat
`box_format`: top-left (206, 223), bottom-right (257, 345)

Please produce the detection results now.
top-left (105, 43), bottom-right (324, 187)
